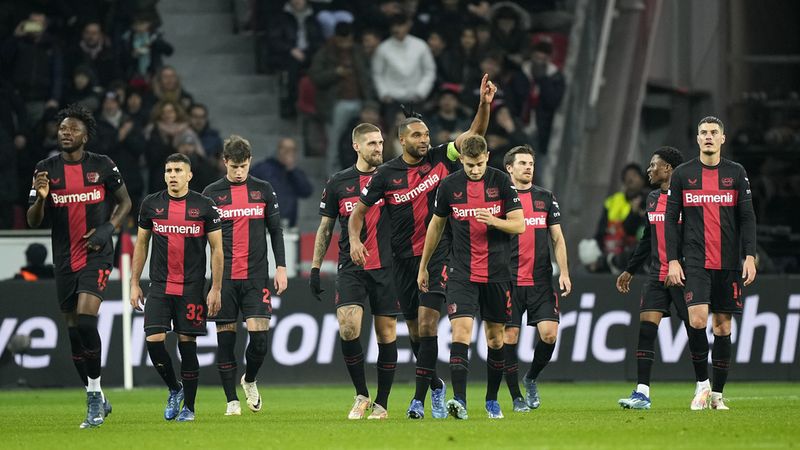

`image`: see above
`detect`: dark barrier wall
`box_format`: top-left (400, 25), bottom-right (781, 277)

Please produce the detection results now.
top-left (0, 276), bottom-right (798, 387)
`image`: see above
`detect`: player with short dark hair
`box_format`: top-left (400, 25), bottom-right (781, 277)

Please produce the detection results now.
top-left (350, 75), bottom-right (497, 420)
top-left (616, 146), bottom-right (691, 409)
top-left (502, 145), bottom-right (571, 412)
top-left (27, 104), bottom-right (132, 428)
top-left (310, 123), bottom-right (400, 419)
top-left (130, 153), bottom-right (224, 422)
top-left (665, 116), bottom-right (757, 410)
top-left (203, 135), bottom-right (287, 416)
top-left (419, 135), bottom-right (524, 420)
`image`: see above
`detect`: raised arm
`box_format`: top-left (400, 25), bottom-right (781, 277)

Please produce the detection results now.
top-left (454, 74), bottom-right (498, 149)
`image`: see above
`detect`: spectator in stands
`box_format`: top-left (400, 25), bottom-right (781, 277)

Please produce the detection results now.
top-left (360, 28), bottom-right (382, 61)
top-left (426, 0), bottom-right (471, 47)
top-left (485, 102), bottom-right (533, 169)
top-left (144, 100), bottom-right (202, 193)
top-left (355, 0), bottom-right (404, 34)
top-left (146, 65), bottom-right (194, 113)
top-left (188, 103), bottom-right (224, 160)
top-left (125, 87), bottom-right (148, 129)
top-left (466, 52), bottom-right (530, 119)
top-left (175, 133), bottom-right (220, 193)
top-left (592, 163), bottom-right (648, 273)
top-left (0, 79), bottom-right (26, 229)
top-left (13, 243), bottom-right (54, 281)
top-left (449, 27), bottom-right (483, 91)
top-left (121, 16), bottom-right (174, 79)
top-left (95, 91), bottom-right (146, 213)
top-left (267, 0), bottom-right (324, 118)
top-left (313, 1), bottom-right (355, 39)
top-left (309, 21), bottom-right (375, 174)
top-left (372, 14), bottom-right (436, 126)
top-left (490, 3), bottom-right (531, 65)
top-left (427, 86), bottom-right (470, 146)
top-left (1, 12), bottom-right (63, 123)
top-left (62, 65), bottom-right (102, 113)
top-left (65, 21), bottom-right (121, 88)
top-left (427, 30), bottom-right (460, 86)
top-left (526, 40), bottom-right (566, 155)
top-left (251, 137), bottom-right (313, 228)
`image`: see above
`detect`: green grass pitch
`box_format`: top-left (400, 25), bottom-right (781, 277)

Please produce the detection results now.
top-left (1, 382), bottom-right (797, 449)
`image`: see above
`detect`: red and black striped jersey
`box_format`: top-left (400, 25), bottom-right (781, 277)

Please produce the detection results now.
top-left (360, 143), bottom-right (459, 259)
top-left (625, 189), bottom-right (678, 282)
top-left (320, 166), bottom-right (392, 271)
top-left (433, 167), bottom-right (521, 283)
top-left (203, 176), bottom-right (285, 280)
top-left (510, 185), bottom-right (561, 286)
top-left (29, 152), bottom-right (124, 274)
top-left (665, 157), bottom-right (756, 270)
top-left (138, 190), bottom-right (222, 295)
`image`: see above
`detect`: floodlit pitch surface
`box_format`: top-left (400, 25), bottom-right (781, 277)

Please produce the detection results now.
top-left (1, 382), bottom-right (797, 448)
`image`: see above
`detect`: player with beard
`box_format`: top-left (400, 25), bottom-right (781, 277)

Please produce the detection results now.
top-left (203, 135), bottom-right (288, 416)
top-left (350, 75), bottom-right (497, 419)
top-left (616, 146), bottom-right (691, 409)
top-left (130, 153), bottom-right (223, 422)
top-left (665, 117), bottom-right (757, 410)
top-left (503, 145), bottom-right (571, 412)
top-left (28, 104), bottom-right (132, 428)
top-left (310, 123), bottom-right (399, 419)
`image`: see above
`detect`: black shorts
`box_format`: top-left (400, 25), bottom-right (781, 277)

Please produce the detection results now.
top-left (394, 255), bottom-right (447, 320)
top-left (335, 268), bottom-right (401, 316)
top-left (446, 279), bottom-right (511, 324)
top-left (640, 279), bottom-right (688, 320)
top-left (684, 266), bottom-right (743, 315)
top-left (508, 284), bottom-right (559, 327)
top-left (144, 281), bottom-right (208, 336)
top-left (55, 262), bottom-right (112, 313)
top-left (212, 278), bottom-right (272, 323)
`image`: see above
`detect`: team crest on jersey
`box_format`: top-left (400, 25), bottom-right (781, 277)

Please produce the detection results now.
top-left (486, 187), bottom-right (499, 199)
top-left (419, 163), bottom-right (432, 175)
top-left (688, 178), bottom-right (698, 186)
top-left (345, 185), bottom-right (356, 193)
top-left (217, 194), bottom-right (228, 201)
top-left (448, 303), bottom-right (457, 315)
top-left (155, 208), bottom-right (165, 215)
top-left (188, 208), bottom-right (200, 217)
top-left (648, 201), bottom-right (656, 209)
top-left (86, 172), bottom-right (100, 183)
top-left (50, 177), bottom-right (61, 185)
top-left (250, 191), bottom-right (261, 200)
top-left (453, 191), bottom-right (463, 199)
top-left (721, 177), bottom-right (734, 187)
top-left (534, 200), bottom-right (546, 210)
top-left (392, 178), bottom-right (403, 185)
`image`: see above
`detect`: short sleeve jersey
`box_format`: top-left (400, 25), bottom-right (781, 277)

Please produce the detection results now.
top-left (203, 176), bottom-right (280, 280)
top-left (29, 152), bottom-right (124, 274)
top-left (320, 166), bottom-right (392, 271)
top-left (434, 167), bottom-right (521, 283)
top-left (359, 143), bottom-right (459, 259)
top-left (510, 185), bottom-right (561, 286)
top-left (138, 189), bottom-right (222, 296)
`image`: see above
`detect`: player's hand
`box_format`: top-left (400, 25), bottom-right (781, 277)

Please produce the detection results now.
top-left (130, 284), bottom-right (144, 311)
top-left (33, 171), bottom-right (50, 199)
top-left (418, 267), bottom-right (429, 293)
top-left (479, 73), bottom-right (498, 105)
top-left (309, 267), bottom-right (324, 301)
top-left (475, 208), bottom-right (495, 226)
top-left (665, 260), bottom-right (685, 287)
top-left (349, 239), bottom-right (369, 267)
top-left (274, 266), bottom-right (288, 295)
top-left (742, 255), bottom-right (757, 286)
top-left (206, 287), bottom-right (221, 318)
top-left (84, 222), bottom-right (114, 252)
top-left (559, 273), bottom-right (572, 297)
top-left (616, 271), bottom-right (633, 293)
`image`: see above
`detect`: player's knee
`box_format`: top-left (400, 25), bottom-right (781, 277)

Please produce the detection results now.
top-left (504, 327), bottom-right (520, 345)
top-left (76, 314), bottom-right (100, 349)
top-left (540, 333), bottom-right (557, 345)
top-left (689, 315), bottom-right (707, 330)
top-left (712, 322), bottom-right (731, 336)
top-left (338, 323), bottom-right (359, 341)
top-left (247, 331), bottom-right (268, 356)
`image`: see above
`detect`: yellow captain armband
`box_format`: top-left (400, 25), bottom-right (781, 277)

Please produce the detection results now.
top-left (446, 141), bottom-right (459, 161)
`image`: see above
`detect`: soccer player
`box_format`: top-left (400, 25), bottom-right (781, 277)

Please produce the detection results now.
top-left (350, 75), bottom-right (497, 419)
top-left (310, 123), bottom-right (399, 419)
top-left (203, 135), bottom-right (288, 416)
top-left (27, 104), bottom-right (132, 428)
top-left (665, 116), bottom-right (757, 410)
top-left (419, 135), bottom-right (524, 419)
top-left (130, 153), bottom-right (223, 422)
top-left (616, 146), bottom-right (689, 409)
top-left (502, 145), bottom-right (571, 412)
